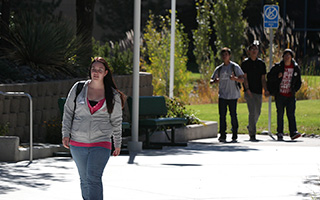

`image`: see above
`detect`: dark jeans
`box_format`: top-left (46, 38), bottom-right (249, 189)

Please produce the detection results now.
top-left (218, 98), bottom-right (238, 140)
top-left (275, 94), bottom-right (297, 135)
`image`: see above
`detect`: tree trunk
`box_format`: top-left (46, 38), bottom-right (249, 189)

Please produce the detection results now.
top-left (76, 0), bottom-right (96, 63)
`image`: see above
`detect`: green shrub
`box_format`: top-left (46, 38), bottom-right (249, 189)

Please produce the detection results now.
top-left (92, 38), bottom-right (133, 75)
top-left (165, 96), bottom-right (201, 125)
top-left (141, 14), bottom-right (192, 102)
top-left (1, 12), bottom-right (89, 77)
top-left (142, 12), bottom-right (192, 102)
top-left (296, 80), bottom-right (309, 100)
top-left (212, 0), bottom-right (248, 63)
top-left (193, 0), bottom-right (216, 83)
top-left (0, 122), bottom-right (9, 136)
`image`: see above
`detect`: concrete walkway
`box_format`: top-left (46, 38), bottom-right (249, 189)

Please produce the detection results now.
top-left (0, 134), bottom-right (319, 200)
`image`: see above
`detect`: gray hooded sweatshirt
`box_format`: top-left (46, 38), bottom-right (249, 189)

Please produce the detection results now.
top-left (62, 80), bottom-right (122, 148)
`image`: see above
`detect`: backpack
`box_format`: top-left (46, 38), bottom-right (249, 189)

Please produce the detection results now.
top-left (217, 63), bottom-right (242, 89)
top-left (71, 82), bottom-right (85, 121)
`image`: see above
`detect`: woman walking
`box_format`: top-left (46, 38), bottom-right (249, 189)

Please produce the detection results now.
top-left (62, 57), bottom-right (125, 200)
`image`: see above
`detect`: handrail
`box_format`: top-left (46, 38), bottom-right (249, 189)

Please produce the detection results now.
top-left (0, 91), bottom-right (33, 164)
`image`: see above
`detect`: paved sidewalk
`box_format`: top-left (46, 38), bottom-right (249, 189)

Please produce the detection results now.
top-left (0, 134), bottom-right (319, 200)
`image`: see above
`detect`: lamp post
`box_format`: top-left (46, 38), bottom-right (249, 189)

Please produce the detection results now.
top-left (169, 0), bottom-right (176, 98)
top-left (128, 0), bottom-right (143, 156)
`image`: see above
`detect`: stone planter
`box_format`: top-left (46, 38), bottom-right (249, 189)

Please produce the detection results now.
top-left (0, 136), bottom-right (20, 162)
top-left (149, 121), bottom-right (218, 143)
top-left (0, 136), bottom-right (67, 162)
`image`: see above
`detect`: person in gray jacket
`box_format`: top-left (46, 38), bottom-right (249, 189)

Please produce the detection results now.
top-left (210, 47), bottom-right (244, 143)
top-left (62, 57), bottom-right (125, 200)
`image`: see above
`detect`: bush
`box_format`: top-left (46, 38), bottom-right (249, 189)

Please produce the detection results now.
top-left (165, 96), bottom-right (201, 125)
top-left (193, 0), bottom-right (216, 83)
top-left (142, 12), bottom-right (192, 102)
top-left (92, 38), bottom-right (133, 75)
top-left (296, 80), bottom-right (309, 100)
top-left (0, 122), bottom-right (9, 136)
top-left (212, 0), bottom-right (248, 63)
top-left (1, 12), bottom-right (89, 78)
top-left (189, 80), bottom-right (218, 104)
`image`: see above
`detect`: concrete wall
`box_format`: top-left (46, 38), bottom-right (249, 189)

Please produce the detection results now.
top-left (0, 136), bottom-right (68, 162)
top-left (149, 121), bottom-right (218, 143)
top-left (0, 73), bottom-right (153, 143)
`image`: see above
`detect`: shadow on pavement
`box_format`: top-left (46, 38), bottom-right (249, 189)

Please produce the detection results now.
top-left (161, 163), bottom-right (203, 167)
top-left (0, 157), bottom-right (73, 195)
top-left (297, 174), bottom-right (320, 199)
top-left (134, 141), bottom-right (259, 157)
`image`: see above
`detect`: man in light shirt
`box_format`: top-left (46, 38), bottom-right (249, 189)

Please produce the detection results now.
top-left (210, 47), bottom-right (244, 143)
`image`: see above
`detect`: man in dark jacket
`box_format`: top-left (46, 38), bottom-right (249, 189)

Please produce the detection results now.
top-left (267, 49), bottom-right (302, 141)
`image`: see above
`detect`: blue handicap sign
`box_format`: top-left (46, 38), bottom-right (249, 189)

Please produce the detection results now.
top-left (264, 5), bottom-right (279, 28)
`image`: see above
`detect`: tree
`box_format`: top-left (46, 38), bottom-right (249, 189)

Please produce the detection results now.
top-left (76, 0), bottom-right (96, 64)
top-left (190, 0), bottom-right (217, 104)
top-left (192, 0), bottom-right (215, 82)
top-left (142, 13), bottom-right (192, 102)
top-left (212, 0), bottom-right (248, 63)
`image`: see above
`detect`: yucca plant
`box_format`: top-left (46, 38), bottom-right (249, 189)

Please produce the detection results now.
top-left (1, 12), bottom-right (89, 77)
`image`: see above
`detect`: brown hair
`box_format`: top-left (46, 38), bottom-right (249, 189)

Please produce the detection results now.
top-left (89, 57), bottom-right (126, 113)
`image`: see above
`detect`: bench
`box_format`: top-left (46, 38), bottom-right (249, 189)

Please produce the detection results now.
top-left (127, 96), bottom-right (188, 148)
top-left (58, 97), bottom-right (130, 131)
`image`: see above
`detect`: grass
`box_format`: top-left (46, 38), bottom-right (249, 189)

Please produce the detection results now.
top-left (303, 75), bottom-right (320, 87)
top-left (189, 72), bottom-right (201, 83)
top-left (186, 99), bottom-right (320, 135)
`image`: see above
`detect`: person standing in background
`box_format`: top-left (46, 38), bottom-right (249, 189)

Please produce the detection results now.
top-left (267, 49), bottom-right (302, 141)
top-left (210, 47), bottom-right (244, 143)
top-left (241, 43), bottom-right (270, 141)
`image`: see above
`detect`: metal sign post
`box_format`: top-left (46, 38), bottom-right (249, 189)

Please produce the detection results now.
top-left (264, 5), bottom-right (279, 139)
top-left (267, 30), bottom-right (274, 139)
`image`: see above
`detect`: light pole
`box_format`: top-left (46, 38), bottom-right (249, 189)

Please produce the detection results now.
top-left (128, 0), bottom-right (143, 157)
top-left (169, 0), bottom-right (176, 98)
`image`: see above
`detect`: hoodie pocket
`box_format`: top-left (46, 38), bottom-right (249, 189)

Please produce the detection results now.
top-left (72, 120), bottom-right (81, 131)
top-left (99, 123), bottom-right (110, 132)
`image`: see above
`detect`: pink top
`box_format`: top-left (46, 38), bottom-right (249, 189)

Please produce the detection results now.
top-left (70, 140), bottom-right (112, 149)
top-left (87, 98), bottom-right (106, 114)
top-left (70, 97), bottom-right (111, 149)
